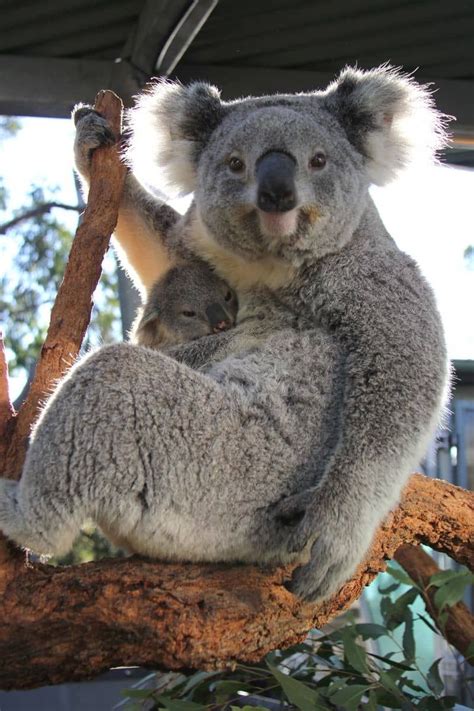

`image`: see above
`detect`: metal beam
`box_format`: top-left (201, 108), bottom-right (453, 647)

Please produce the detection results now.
top-left (0, 55), bottom-right (140, 117)
top-left (155, 0), bottom-right (219, 76)
top-left (128, 0), bottom-right (191, 76)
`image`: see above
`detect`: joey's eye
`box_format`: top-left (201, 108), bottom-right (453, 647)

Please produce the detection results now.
top-left (228, 156), bottom-right (245, 173)
top-left (182, 310), bottom-right (196, 318)
top-left (224, 290), bottom-right (233, 302)
top-left (309, 152), bottom-right (326, 170)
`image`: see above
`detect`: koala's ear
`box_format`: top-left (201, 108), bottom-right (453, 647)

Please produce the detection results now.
top-left (323, 65), bottom-right (449, 185)
top-left (126, 80), bottom-right (226, 195)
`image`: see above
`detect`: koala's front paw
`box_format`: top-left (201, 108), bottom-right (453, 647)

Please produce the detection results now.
top-left (287, 520), bottom-right (373, 603)
top-left (73, 105), bottom-right (116, 178)
top-left (273, 492), bottom-right (374, 603)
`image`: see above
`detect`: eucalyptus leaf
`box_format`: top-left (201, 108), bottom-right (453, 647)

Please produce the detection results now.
top-left (354, 623), bottom-right (388, 639)
top-left (402, 608), bottom-right (415, 662)
top-left (385, 565), bottom-right (418, 588)
top-left (434, 574), bottom-right (473, 610)
top-left (426, 659), bottom-right (444, 696)
top-left (330, 684), bottom-right (370, 711)
top-left (267, 663), bottom-right (323, 711)
top-left (340, 631), bottom-right (369, 674)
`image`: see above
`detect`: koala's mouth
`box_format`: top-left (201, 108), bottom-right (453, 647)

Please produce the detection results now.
top-left (258, 208), bottom-right (299, 240)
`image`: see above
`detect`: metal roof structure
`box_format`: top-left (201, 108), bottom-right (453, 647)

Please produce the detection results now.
top-left (0, 0), bottom-right (473, 164)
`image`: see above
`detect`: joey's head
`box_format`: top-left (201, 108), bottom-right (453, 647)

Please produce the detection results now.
top-left (132, 261), bottom-right (238, 349)
top-left (128, 67), bottom-right (447, 266)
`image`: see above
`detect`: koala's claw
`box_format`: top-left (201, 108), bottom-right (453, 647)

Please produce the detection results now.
top-left (73, 105), bottom-right (116, 177)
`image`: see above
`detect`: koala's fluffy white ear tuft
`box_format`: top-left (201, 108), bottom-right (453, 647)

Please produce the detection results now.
top-left (324, 65), bottom-right (451, 185)
top-left (126, 80), bottom-right (225, 196)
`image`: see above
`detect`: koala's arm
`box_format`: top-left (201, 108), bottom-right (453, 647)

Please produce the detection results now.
top-left (164, 333), bottom-right (233, 370)
top-left (73, 106), bottom-right (178, 293)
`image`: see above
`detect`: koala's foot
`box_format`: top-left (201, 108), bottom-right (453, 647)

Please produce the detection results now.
top-left (0, 478), bottom-right (79, 557)
top-left (73, 105), bottom-right (116, 179)
top-left (273, 490), bottom-right (373, 603)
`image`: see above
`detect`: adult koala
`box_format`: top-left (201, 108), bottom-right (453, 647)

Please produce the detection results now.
top-left (0, 67), bottom-right (448, 602)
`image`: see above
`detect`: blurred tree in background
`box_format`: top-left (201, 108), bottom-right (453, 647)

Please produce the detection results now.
top-left (0, 117), bottom-right (121, 388)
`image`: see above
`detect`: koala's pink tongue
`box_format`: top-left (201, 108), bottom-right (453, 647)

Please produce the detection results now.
top-left (258, 209), bottom-right (298, 239)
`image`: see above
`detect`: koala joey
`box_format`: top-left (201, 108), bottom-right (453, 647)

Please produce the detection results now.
top-left (131, 260), bottom-right (238, 350)
top-left (0, 66), bottom-right (449, 602)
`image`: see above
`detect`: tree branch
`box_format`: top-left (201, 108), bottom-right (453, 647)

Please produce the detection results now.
top-left (0, 202), bottom-right (81, 235)
top-left (0, 334), bottom-right (15, 465)
top-left (0, 473), bottom-right (472, 690)
top-left (395, 544), bottom-right (474, 666)
top-left (1, 90), bottom-right (126, 479)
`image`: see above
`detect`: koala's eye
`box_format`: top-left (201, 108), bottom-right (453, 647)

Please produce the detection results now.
top-left (228, 156), bottom-right (245, 173)
top-left (182, 310), bottom-right (196, 318)
top-left (224, 290), bottom-right (233, 302)
top-left (309, 152), bottom-right (326, 170)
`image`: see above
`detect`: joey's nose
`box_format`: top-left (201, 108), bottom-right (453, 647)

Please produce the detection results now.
top-left (206, 303), bottom-right (232, 332)
top-left (256, 151), bottom-right (297, 213)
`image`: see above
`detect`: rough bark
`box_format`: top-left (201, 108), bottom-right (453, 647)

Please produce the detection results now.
top-left (0, 474), bottom-right (472, 690)
top-left (395, 544), bottom-right (474, 666)
top-left (2, 90), bottom-right (126, 479)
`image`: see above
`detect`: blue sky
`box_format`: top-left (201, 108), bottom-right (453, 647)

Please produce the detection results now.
top-left (1, 117), bottom-right (474, 389)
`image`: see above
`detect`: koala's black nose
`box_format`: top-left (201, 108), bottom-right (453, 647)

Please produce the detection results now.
top-left (256, 151), bottom-right (297, 213)
top-left (206, 304), bottom-right (232, 332)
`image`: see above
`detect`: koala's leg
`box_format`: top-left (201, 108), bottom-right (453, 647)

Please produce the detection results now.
top-left (73, 107), bottom-right (178, 293)
top-left (0, 478), bottom-right (84, 557)
top-left (0, 343), bottom-right (270, 559)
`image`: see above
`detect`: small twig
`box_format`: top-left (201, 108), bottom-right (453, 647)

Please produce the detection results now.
top-left (0, 203), bottom-right (81, 235)
top-left (395, 544), bottom-right (474, 665)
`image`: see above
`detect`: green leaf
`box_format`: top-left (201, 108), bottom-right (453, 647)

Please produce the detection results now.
top-left (385, 565), bottom-right (418, 588)
top-left (428, 569), bottom-right (472, 587)
top-left (426, 659), bottom-right (444, 696)
top-left (378, 581), bottom-right (401, 594)
top-left (341, 631), bottom-right (369, 674)
top-left (355, 623), bottom-right (389, 639)
top-left (122, 688), bottom-right (154, 699)
top-left (384, 588), bottom-right (419, 629)
top-left (368, 653), bottom-right (414, 671)
top-left (212, 681), bottom-right (251, 704)
top-left (365, 690), bottom-right (378, 710)
top-left (416, 613), bottom-right (440, 635)
top-left (157, 697), bottom-right (206, 711)
top-left (182, 671), bottom-right (220, 695)
top-left (267, 663), bottom-right (324, 711)
top-left (402, 609), bottom-right (415, 662)
top-left (434, 574), bottom-right (473, 610)
top-left (330, 685), bottom-right (370, 711)
top-left (234, 706), bottom-right (269, 711)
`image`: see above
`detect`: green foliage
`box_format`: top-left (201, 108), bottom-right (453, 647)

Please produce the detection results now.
top-left (120, 562), bottom-right (473, 711)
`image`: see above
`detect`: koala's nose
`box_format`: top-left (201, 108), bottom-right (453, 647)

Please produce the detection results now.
top-left (206, 304), bottom-right (233, 332)
top-left (256, 151), bottom-right (297, 213)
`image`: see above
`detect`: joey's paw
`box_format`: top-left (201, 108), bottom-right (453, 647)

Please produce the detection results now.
top-left (73, 105), bottom-right (116, 176)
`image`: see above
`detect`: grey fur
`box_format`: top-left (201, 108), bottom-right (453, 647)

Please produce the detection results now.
top-left (131, 260), bottom-right (238, 349)
top-left (0, 66), bottom-right (449, 601)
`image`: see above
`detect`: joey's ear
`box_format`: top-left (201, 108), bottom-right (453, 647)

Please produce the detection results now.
top-left (126, 80), bottom-right (226, 195)
top-left (323, 65), bottom-right (450, 185)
